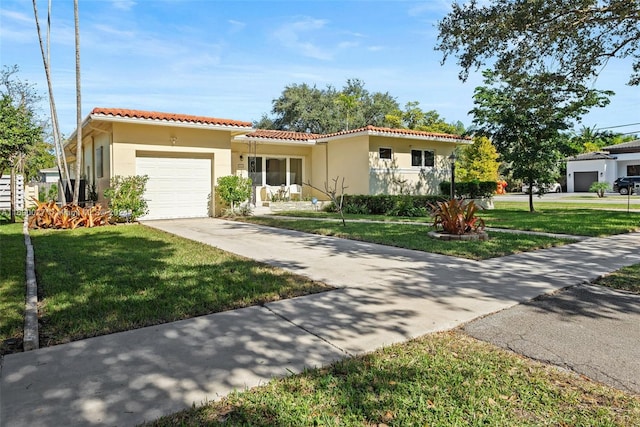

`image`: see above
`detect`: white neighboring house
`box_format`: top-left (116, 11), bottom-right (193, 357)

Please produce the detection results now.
top-left (39, 167), bottom-right (60, 184)
top-left (566, 139), bottom-right (640, 192)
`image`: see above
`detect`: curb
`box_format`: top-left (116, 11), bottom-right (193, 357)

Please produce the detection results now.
top-left (23, 215), bottom-right (39, 351)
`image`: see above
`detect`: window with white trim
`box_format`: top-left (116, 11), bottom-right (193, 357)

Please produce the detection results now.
top-left (249, 156), bottom-right (303, 186)
top-left (411, 149), bottom-right (435, 167)
top-left (96, 146), bottom-right (104, 178)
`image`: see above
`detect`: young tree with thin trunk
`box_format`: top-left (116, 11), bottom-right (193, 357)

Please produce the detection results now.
top-left (305, 177), bottom-right (348, 226)
top-left (471, 70), bottom-right (611, 212)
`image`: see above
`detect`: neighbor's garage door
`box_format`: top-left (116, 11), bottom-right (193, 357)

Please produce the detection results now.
top-left (574, 171), bottom-right (598, 192)
top-left (136, 155), bottom-right (212, 220)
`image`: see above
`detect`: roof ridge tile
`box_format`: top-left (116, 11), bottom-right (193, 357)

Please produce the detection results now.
top-left (90, 107), bottom-right (252, 128)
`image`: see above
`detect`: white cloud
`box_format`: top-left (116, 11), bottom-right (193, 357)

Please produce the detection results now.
top-left (0, 9), bottom-right (39, 43)
top-left (407, 1), bottom-right (451, 17)
top-left (93, 24), bottom-right (135, 38)
top-left (228, 19), bottom-right (246, 33)
top-left (272, 17), bottom-right (333, 60)
top-left (110, 0), bottom-right (136, 11)
top-left (1, 9), bottom-right (32, 24)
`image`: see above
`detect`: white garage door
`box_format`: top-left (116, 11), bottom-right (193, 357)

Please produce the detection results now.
top-left (136, 156), bottom-right (212, 220)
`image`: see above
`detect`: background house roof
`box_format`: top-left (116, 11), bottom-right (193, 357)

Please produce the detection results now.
top-left (566, 152), bottom-right (617, 161)
top-left (90, 108), bottom-right (253, 128)
top-left (602, 139), bottom-right (640, 154)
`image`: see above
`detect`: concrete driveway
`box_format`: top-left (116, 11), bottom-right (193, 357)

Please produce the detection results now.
top-left (144, 218), bottom-right (640, 356)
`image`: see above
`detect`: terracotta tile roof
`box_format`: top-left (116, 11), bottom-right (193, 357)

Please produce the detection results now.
top-left (240, 125), bottom-right (469, 143)
top-left (320, 125), bottom-right (470, 141)
top-left (602, 139), bottom-right (640, 153)
top-left (90, 107), bottom-right (252, 128)
top-left (241, 129), bottom-right (320, 141)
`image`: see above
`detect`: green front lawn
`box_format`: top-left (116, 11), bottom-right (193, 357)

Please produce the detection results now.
top-left (146, 331), bottom-right (640, 426)
top-left (30, 224), bottom-right (330, 346)
top-left (0, 222), bottom-right (26, 354)
top-left (241, 216), bottom-right (575, 260)
top-left (269, 204), bottom-right (640, 237)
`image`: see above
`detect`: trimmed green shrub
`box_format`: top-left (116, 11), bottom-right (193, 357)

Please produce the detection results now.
top-left (104, 175), bottom-right (149, 222)
top-left (327, 194), bottom-right (446, 217)
top-left (217, 175), bottom-right (252, 214)
top-left (439, 180), bottom-right (496, 199)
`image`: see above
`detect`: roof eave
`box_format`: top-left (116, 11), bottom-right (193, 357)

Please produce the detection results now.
top-left (317, 128), bottom-right (471, 144)
top-left (234, 135), bottom-right (316, 145)
top-left (89, 113), bottom-right (254, 132)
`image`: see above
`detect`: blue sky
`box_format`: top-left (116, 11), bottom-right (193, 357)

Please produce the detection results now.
top-left (1, 0), bottom-right (638, 137)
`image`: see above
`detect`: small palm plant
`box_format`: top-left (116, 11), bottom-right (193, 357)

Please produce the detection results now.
top-left (429, 199), bottom-right (485, 235)
top-left (589, 182), bottom-right (610, 198)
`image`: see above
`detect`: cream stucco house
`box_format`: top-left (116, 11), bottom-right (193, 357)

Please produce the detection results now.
top-left (65, 108), bottom-right (470, 220)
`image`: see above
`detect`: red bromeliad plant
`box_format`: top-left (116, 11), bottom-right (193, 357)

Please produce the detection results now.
top-left (429, 199), bottom-right (485, 235)
top-left (28, 199), bottom-right (111, 230)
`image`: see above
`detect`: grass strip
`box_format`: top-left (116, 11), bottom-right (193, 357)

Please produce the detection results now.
top-left (594, 264), bottom-right (640, 294)
top-left (30, 224), bottom-right (330, 346)
top-left (240, 216), bottom-right (574, 260)
top-left (0, 222), bottom-right (26, 354)
top-left (479, 206), bottom-right (640, 236)
top-left (145, 331), bottom-right (640, 427)
top-left (269, 205), bottom-right (640, 237)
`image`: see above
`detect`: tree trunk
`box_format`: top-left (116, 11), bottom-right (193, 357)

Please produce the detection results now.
top-left (73, 0), bottom-right (82, 205)
top-left (10, 163), bottom-right (16, 223)
top-left (32, 0), bottom-right (70, 204)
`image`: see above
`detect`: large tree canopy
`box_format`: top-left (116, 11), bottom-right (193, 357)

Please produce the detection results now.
top-left (256, 79), bottom-right (400, 134)
top-left (0, 94), bottom-right (43, 175)
top-left (437, 0), bottom-right (640, 85)
top-left (471, 70), bottom-right (611, 211)
top-left (1, 65), bottom-right (54, 180)
top-left (257, 79), bottom-right (466, 135)
top-left (385, 102), bottom-right (466, 135)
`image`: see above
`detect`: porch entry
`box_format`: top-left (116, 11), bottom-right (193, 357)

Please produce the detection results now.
top-left (249, 156), bottom-right (303, 203)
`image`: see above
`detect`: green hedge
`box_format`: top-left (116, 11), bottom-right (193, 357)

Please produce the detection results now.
top-left (325, 194), bottom-right (447, 217)
top-left (439, 181), bottom-right (496, 199)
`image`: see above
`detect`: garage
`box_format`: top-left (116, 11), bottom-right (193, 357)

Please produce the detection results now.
top-left (136, 154), bottom-right (212, 220)
top-left (574, 171), bottom-right (598, 192)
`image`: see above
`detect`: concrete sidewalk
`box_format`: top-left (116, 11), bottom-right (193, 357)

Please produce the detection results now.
top-left (2, 218), bottom-right (640, 426)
